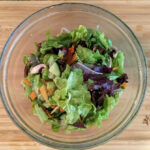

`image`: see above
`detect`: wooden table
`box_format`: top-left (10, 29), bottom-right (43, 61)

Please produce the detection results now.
top-left (0, 1), bottom-right (150, 150)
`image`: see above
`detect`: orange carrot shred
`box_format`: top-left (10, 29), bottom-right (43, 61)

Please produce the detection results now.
top-left (43, 107), bottom-right (53, 118)
top-left (122, 82), bottom-right (127, 88)
top-left (24, 78), bottom-right (31, 86)
top-left (69, 54), bottom-right (77, 65)
top-left (113, 66), bottom-right (120, 71)
top-left (51, 105), bottom-right (57, 109)
top-left (29, 91), bottom-right (37, 100)
top-left (40, 85), bottom-right (48, 101)
top-left (59, 107), bottom-right (65, 113)
top-left (66, 45), bottom-right (76, 65)
top-left (47, 88), bottom-right (55, 96)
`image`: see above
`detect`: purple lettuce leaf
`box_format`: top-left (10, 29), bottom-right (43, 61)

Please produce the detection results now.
top-left (72, 122), bottom-right (86, 128)
top-left (117, 73), bottom-right (128, 84)
top-left (93, 66), bottom-right (112, 74)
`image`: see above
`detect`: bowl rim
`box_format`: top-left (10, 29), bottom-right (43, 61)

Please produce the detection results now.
top-left (0, 2), bottom-right (147, 149)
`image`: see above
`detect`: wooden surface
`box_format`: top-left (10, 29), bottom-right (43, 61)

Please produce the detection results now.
top-left (0, 1), bottom-right (150, 150)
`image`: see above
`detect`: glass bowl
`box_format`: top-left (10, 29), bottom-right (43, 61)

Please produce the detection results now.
top-left (0, 3), bottom-right (147, 150)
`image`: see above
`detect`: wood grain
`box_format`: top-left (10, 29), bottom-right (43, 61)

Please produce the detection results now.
top-left (0, 1), bottom-right (150, 150)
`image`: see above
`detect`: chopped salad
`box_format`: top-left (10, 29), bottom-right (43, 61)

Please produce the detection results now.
top-left (22, 25), bottom-right (128, 132)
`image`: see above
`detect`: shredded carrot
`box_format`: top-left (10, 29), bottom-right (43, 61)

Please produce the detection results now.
top-left (47, 88), bottom-right (55, 96)
top-left (51, 105), bottom-right (57, 109)
top-left (90, 126), bottom-right (94, 128)
top-left (29, 91), bottom-right (37, 100)
top-left (59, 107), bottom-right (65, 113)
top-left (69, 54), bottom-right (77, 65)
top-left (24, 78), bottom-right (31, 86)
top-left (66, 45), bottom-right (77, 65)
top-left (122, 82), bottom-right (127, 88)
top-left (113, 66), bottom-right (120, 71)
top-left (43, 107), bottom-right (53, 118)
top-left (69, 45), bottom-right (75, 53)
top-left (40, 85), bottom-right (48, 101)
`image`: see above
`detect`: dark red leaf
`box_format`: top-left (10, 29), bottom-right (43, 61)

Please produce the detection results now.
top-left (117, 73), bottom-right (128, 84)
top-left (72, 122), bottom-right (86, 128)
top-left (93, 66), bottom-right (112, 74)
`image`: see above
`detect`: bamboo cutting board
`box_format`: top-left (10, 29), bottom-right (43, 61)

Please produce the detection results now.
top-left (0, 1), bottom-right (150, 150)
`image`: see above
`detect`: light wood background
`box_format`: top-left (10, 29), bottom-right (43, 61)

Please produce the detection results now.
top-left (0, 1), bottom-right (150, 150)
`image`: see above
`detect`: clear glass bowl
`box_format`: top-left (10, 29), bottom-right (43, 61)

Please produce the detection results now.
top-left (0, 3), bottom-right (147, 150)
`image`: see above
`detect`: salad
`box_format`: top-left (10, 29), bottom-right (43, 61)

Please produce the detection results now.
top-left (22, 25), bottom-right (128, 132)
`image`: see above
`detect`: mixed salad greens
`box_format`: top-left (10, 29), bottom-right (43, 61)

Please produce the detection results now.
top-left (22, 25), bottom-right (128, 132)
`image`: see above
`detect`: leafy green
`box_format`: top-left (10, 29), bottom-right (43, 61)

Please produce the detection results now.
top-left (34, 51), bottom-right (40, 57)
top-left (85, 108), bottom-right (108, 127)
top-left (23, 55), bottom-right (30, 66)
top-left (58, 50), bottom-right (64, 58)
top-left (34, 104), bottom-right (48, 123)
top-left (47, 119), bottom-right (60, 132)
top-left (40, 39), bottom-right (63, 54)
top-left (71, 25), bottom-right (88, 42)
top-left (87, 28), bottom-right (112, 50)
top-left (40, 32), bottom-right (72, 54)
top-left (112, 51), bottom-right (124, 75)
top-left (55, 33), bottom-right (72, 48)
top-left (61, 65), bottom-right (71, 79)
top-left (106, 72), bottom-right (120, 80)
top-left (48, 55), bottom-right (58, 66)
top-left (103, 95), bottom-right (117, 112)
top-left (49, 62), bottom-right (60, 78)
top-left (87, 79), bottom-right (94, 84)
top-left (43, 54), bottom-right (53, 65)
top-left (67, 69), bottom-right (83, 89)
top-left (50, 69), bottom-right (93, 125)
top-left (76, 45), bottom-right (106, 64)
top-left (32, 75), bottom-right (42, 94)
top-left (22, 25), bottom-right (127, 132)
top-left (42, 67), bottom-right (49, 80)
top-left (46, 81), bottom-right (56, 90)
top-left (54, 77), bottom-right (68, 89)
top-left (24, 84), bottom-right (32, 98)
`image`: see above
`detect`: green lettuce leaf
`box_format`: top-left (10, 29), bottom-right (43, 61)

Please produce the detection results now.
top-left (40, 32), bottom-right (72, 54)
top-left (40, 38), bottom-right (63, 54)
top-left (67, 69), bottom-right (83, 89)
top-left (47, 118), bottom-right (60, 132)
top-left (34, 104), bottom-right (48, 123)
top-left (50, 69), bottom-right (93, 125)
top-left (42, 67), bottom-right (49, 80)
top-left (85, 108), bottom-right (108, 127)
top-left (54, 77), bottom-right (68, 89)
top-left (87, 28), bottom-right (112, 50)
top-left (103, 95), bottom-right (117, 112)
top-left (112, 51), bottom-right (124, 75)
top-left (55, 33), bottom-right (72, 48)
top-left (46, 81), bottom-right (56, 90)
top-left (24, 84), bottom-right (32, 98)
top-left (76, 45), bottom-right (106, 64)
top-left (71, 25), bottom-right (88, 42)
top-left (61, 65), bottom-right (71, 79)
top-left (32, 75), bottom-right (42, 94)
